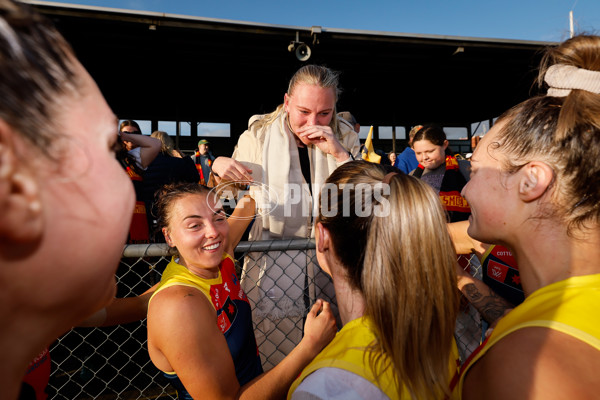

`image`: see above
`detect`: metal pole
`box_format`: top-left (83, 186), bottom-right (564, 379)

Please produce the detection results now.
top-left (570, 11), bottom-right (574, 38)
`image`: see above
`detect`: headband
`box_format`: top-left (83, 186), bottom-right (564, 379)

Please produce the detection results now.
top-left (382, 171), bottom-right (399, 184)
top-left (545, 64), bottom-right (600, 97)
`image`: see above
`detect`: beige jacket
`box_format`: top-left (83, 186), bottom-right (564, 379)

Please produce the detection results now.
top-left (232, 111), bottom-right (360, 240)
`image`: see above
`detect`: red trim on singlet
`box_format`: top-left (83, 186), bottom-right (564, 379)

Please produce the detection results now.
top-left (459, 336), bottom-right (491, 378)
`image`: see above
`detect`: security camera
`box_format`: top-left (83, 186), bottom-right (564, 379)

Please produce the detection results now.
top-left (295, 43), bottom-right (311, 62)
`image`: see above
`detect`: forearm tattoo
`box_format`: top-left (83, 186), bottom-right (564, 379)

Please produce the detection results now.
top-left (462, 283), bottom-right (513, 325)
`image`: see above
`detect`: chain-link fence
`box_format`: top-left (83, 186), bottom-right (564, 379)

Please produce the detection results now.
top-left (47, 241), bottom-right (482, 399)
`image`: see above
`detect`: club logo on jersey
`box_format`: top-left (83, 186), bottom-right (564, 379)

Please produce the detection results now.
top-left (216, 296), bottom-right (238, 333)
top-left (487, 259), bottom-right (522, 290)
top-left (491, 246), bottom-right (517, 270)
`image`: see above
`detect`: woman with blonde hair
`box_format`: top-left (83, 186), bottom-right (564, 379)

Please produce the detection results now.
top-left (210, 65), bottom-right (361, 367)
top-left (459, 35), bottom-right (600, 399)
top-left (289, 161), bottom-right (460, 399)
top-left (151, 130), bottom-right (184, 158)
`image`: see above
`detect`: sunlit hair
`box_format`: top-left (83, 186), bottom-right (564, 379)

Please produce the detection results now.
top-left (151, 130), bottom-right (178, 157)
top-left (317, 161), bottom-right (459, 399)
top-left (0, 0), bottom-right (77, 155)
top-left (255, 65), bottom-right (342, 138)
top-left (119, 119), bottom-right (142, 134)
top-left (412, 124), bottom-right (446, 146)
top-left (408, 124), bottom-right (423, 143)
top-left (155, 182), bottom-right (214, 231)
top-left (494, 34), bottom-right (600, 232)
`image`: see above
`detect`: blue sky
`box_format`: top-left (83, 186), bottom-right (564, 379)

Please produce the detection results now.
top-left (36, 0), bottom-right (599, 42)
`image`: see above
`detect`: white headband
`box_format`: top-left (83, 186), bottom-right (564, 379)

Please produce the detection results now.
top-left (545, 64), bottom-right (600, 97)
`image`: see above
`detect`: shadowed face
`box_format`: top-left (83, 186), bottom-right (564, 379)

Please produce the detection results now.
top-left (120, 125), bottom-right (140, 151)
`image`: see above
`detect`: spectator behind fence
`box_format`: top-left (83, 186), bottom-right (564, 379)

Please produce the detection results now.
top-left (394, 124), bottom-right (421, 174)
top-left (191, 138), bottom-right (216, 186)
top-left (146, 182), bottom-right (337, 399)
top-left (119, 120), bottom-right (161, 170)
top-left (337, 111), bottom-right (360, 133)
top-left (117, 120), bottom-right (161, 243)
top-left (288, 161), bottom-right (460, 399)
top-left (410, 124), bottom-right (470, 222)
top-left (0, 1), bottom-right (138, 398)
top-left (459, 35), bottom-right (600, 399)
top-left (387, 151), bottom-right (397, 165)
top-left (211, 65), bottom-right (360, 367)
top-left (142, 131), bottom-right (200, 241)
top-left (151, 130), bottom-right (185, 158)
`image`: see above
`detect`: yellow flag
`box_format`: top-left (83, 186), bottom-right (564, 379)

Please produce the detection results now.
top-left (361, 126), bottom-right (381, 163)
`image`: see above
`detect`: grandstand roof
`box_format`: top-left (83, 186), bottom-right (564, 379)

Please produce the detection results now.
top-left (27, 1), bottom-right (554, 145)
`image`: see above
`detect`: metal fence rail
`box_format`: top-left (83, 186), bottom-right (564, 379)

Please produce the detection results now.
top-left (47, 241), bottom-right (482, 399)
